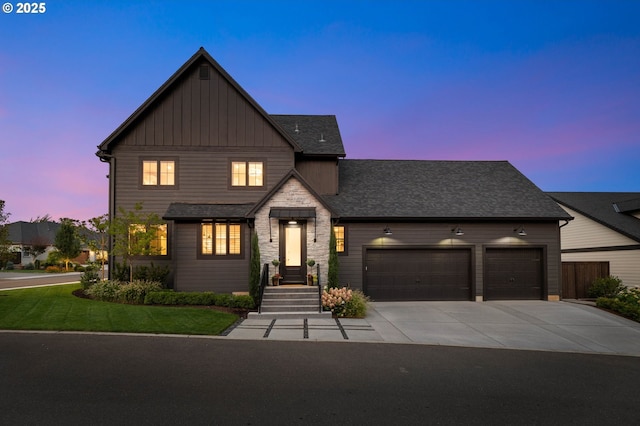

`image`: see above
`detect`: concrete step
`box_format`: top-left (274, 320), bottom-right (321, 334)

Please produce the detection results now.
top-left (259, 285), bottom-right (323, 316)
top-left (247, 311), bottom-right (333, 319)
top-left (261, 304), bottom-right (319, 313)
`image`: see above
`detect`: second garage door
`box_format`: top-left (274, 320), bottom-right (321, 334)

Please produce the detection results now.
top-left (485, 248), bottom-right (544, 300)
top-left (365, 248), bottom-right (472, 301)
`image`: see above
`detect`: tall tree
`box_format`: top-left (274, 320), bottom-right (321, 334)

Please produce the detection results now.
top-left (249, 231), bottom-right (261, 304)
top-left (0, 200), bottom-right (11, 268)
top-left (109, 203), bottom-right (162, 282)
top-left (54, 218), bottom-right (81, 271)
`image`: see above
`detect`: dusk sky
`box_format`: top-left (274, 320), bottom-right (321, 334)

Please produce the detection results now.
top-left (1, 0), bottom-right (639, 222)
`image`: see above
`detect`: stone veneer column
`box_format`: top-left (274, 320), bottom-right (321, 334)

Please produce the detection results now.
top-left (253, 177), bottom-right (331, 286)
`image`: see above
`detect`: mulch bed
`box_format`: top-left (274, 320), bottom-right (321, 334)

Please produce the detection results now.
top-left (72, 289), bottom-right (250, 319)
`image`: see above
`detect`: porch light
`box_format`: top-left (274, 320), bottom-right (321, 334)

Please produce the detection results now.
top-left (288, 220), bottom-right (298, 225)
top-left (452, 227), bottom-right (464, 236)
top-left (514, 226), bottom-right (527, 236)
top-left (383, 226), bottom-right (392, 236)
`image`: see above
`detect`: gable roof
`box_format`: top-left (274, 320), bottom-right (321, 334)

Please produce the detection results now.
top-left (245, 169), bottom-right (338, 218)
top-left (548, 192), bottom-right (640, 243)
top-left (97, 47), bottom-right (301, 156)
top-left (7, 221), bottom-right (60, 245)
top-left (326, 160), bottom-right (572, 220)
top-left (270, 115), bottom-right (346, 157)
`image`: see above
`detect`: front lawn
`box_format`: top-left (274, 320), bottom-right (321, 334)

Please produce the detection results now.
top-left (0, 284), bottom-right (238, 335)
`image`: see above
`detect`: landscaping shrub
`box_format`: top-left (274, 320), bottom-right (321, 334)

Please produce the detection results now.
top-left (80, 268), bottom-right (101, 290)
top-left (596, 286), bottom-right (640, 322)
top-left (23, 262), bottom-right (35, 270)
top-left (588, 276), bottom-right (624, 298)
top-left (143, 290), bottom-right (255, 309)
top-left (86, 280), bottom-right (163, 304)
top-left (133, 262), bottom-right (170, 287)
top-left (322, 287), bottom-right (369, 317)
top-left (45, 266), bottom-right (63, 273)
top-left (5, 261), bottom-right (14, 270)
top-left (112, 262), bottom-right (130, 282)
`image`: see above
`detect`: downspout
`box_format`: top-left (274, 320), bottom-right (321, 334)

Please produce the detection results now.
top-left (99, 152), bottom-right (115, 280)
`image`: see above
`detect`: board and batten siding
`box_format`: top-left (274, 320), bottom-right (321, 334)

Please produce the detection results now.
top-left (295, 159), bottom-right (339, 195)
top-left (172, 222), bottom-right (250, 293)
top-left (116, 58), bottom-right (291, 149)
top-left (336, 222), bottom-right (562, 300)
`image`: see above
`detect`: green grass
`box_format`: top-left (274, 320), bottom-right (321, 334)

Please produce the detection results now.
top-left (0, 284), bottom-right (238, 335)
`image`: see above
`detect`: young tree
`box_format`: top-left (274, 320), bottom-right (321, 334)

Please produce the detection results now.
top-left (0, 200), bottom-right (12, 268)
top-left (54, 218), bottom-right (82, 271)
top-left (328, 225), bottom-right (339, 288)
top-left (110, 203), bottom-right (162, 282)
top-left (82, 214), bottom-right (109, 280)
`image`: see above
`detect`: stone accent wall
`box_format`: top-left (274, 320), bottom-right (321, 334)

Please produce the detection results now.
top-left (254, 177), bottom-right (331, 285)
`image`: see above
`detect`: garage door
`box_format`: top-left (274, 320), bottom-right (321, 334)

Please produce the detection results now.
top-left (365, 249), bottom-right (472, 301)
top-left (485, 248), bottom-right (543, 300)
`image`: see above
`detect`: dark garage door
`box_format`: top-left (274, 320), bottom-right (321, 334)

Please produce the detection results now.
top-left (365, 249), bottom-right (472, 301)
top-left (485, 248), bottom-right (543, 300)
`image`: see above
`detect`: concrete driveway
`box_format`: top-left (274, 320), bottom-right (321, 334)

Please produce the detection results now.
top-left (228, 301), bottom-right (640, 357)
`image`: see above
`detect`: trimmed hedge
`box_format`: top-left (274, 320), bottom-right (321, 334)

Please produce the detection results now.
top-left (596, 297), bottom-right (640, 322)
top-left (144, 290), bottom-right (255, 310)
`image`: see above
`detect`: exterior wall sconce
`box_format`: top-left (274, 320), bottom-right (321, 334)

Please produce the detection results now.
top-left (383, 226), bottom-right (392, 236)
top-left (514, 226), bottom-right (527, 236)
top-left (451, 227), bottom-right (464, 236)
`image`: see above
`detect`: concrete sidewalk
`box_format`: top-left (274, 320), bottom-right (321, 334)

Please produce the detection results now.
top-left (226, 300), bottom-right (640, 357)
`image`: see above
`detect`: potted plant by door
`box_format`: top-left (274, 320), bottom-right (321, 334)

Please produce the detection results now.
top-left (306, 259), bottom-right (316, 285)
top-left (271, 260), bottom-right (281, 286)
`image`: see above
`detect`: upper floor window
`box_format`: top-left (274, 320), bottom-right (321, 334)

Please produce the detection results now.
top-left (201, 223), bottom-right (241, 256)
top-left (142, 160), bottom-right (175, 186)
top-left (231, 161), bottom-right (263, 187)
top-left (333, 225), bottom-right (346, 254)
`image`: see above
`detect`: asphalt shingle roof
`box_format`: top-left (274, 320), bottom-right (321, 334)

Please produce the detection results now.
top-left (7, 221), bottom-right (60, 245)
top-left (326, 160), bottom-right (572, 220)
top-left (271, 115), bottom-right (346, 157)
top-left (548, 192), bottom-right (640, 243)
top-left (163, 203), bottom-right (254, 220)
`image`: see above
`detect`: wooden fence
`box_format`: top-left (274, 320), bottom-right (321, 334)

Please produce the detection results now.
top-left (562, 261), bottom-right (610, 299)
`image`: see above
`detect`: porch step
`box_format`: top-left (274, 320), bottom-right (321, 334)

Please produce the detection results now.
top-left (252, 285), bottom-right (332, 319)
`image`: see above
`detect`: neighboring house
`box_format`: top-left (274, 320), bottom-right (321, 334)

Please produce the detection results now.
top-left (6, 221), bottom-right (96, 267)
top-left (96, 47), bottom-right (571, 301)
top-left (549, 192), bottom-right (640, 290)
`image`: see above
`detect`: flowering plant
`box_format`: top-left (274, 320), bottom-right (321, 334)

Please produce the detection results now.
top-left (322, 286), bottom-right (369, 317)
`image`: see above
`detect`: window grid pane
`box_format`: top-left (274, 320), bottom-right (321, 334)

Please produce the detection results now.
top-left (150, 224), bottom-right (168, 255)
top-left (160, 161), bottom-right (175, 186)
top-left (215, 223), bottom-right (227, 255)
top-left (248, 162), bottom-right (263, 186)
top-left (142, 161), bottom-right (157, 185)
top-left (334, 226), bottom-right (345, 253)
top-left (202, 224), bottom-right (213, 255)
top-left (232, 162), bottom-right (246, 186)
top-left (228, 224), bottom-right (241, 254)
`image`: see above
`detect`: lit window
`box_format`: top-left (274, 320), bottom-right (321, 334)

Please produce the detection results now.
top-left (231, 162), bottom-right (246, 186)
top-left (129, 224), bottom-right (168, 256)
top-left (333, 226), bottom-right (345, 253)
top-left (201, 223), bottom-right (242, 256)
top-left (142, 160), bottom-right (175, 186)
top-left (231, 161), bottom-right (263, 187)
top-left (202, 223), bottom-right (213, 255)
top-left (142, 161), bottom-right (157, 185)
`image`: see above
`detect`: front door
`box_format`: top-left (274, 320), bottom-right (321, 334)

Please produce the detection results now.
top-left (279, 221), bottom-right (307, 284)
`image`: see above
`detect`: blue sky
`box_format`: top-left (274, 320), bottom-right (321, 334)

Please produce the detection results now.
top-left (1, 0), bottom-right (639, 221)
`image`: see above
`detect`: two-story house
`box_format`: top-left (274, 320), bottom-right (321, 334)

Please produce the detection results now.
top-left (97, 47), bottom-right (572, 301)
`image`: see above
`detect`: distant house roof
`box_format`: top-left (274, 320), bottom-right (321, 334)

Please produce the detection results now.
top-left (548, 192), bottom-right (640, 243)
top-left (326, 160), bottom-right (572, 220)
top-left (270, 115), bottom-right (346, 157)
top-left (163, 203), bottom-right (254, 221)
top-left (7, 221), bottom-right (60, 245)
